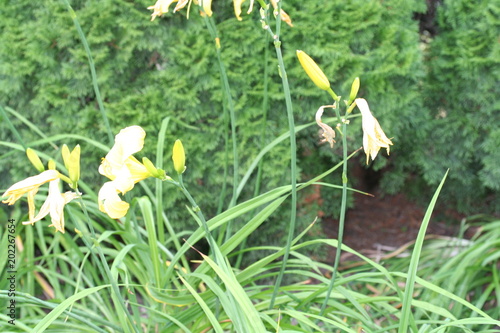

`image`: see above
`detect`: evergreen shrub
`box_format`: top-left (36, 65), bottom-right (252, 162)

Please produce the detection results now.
top-left (414, 0), bottom-right (500, 212)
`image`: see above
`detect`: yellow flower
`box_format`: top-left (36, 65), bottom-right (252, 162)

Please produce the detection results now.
top-left (172, 139), bottom-right (186, 174)
top-left (355, 98), bottom-right (393, 164)
top-left (22, 178), bottom-right (79, 233)
top-left (2, 170), bottom-right (78, 232)
top-left (296, 50), bottom-right (331, 91)
top-left (2, 170), bottom-right (60, 221)
top-left (98, 126), bottom-right (153, 218)
top-left (147, 0), bottom-right (181, 21)
top-left (315, 105), bottom-right (336, 148)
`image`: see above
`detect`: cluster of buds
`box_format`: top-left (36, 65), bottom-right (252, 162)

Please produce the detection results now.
top-left (297, 50), bottom-right (393, 164)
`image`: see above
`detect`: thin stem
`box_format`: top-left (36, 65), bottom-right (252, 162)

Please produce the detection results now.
top-left (320, 96), bottom-right (348, 316)
top-left (202, 16), bottom-right (239, 242)
top-left (263, 1), bottom-right (298, 310)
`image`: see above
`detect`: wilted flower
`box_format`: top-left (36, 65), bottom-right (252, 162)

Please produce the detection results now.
top-left (98, 126), bottom-right (155, 219)
top-left (355, 98), bottom-right (393, 164)
top-left (315, 105), bottom-right (336, 148)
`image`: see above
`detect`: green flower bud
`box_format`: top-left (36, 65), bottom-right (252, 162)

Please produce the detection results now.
top-left (348, 77), bottom-right (360, 105)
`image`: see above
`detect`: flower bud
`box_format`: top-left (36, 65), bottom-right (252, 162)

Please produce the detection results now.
top-left (142, 157), bottom-right (161, 178)
top-left (172, 140), bottom-right (186, 175)
top-left (348, 77), bottom-right (360, 105)
top-left (62, 144), bottom-right (80, 186)
top-left (296, 50), bottom-right (330, 91)
top-left (26, 148), bottom-right (45, 172)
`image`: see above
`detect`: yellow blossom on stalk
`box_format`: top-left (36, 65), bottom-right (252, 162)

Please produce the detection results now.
top-left (296, 50), bottom-right (331, 91)
top-left (22, 178), bottom-right (79, 233)
top-left (2, 170), bottom-right (60, 221)
top-left (355, 98), bottom-right (393, 164)
top-left (2, 169), bottom-right (79, 233)
top-left (172, 139), bottom-right (186, 174)
top-left (315, 105), bottom-right (336, 148)
top-left (98, 126), bottom-right (156, 219)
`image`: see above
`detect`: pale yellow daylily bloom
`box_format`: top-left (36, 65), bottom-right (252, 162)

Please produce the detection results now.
top-left (2, 170), bottom-right (60, 221)
top-left (147, 0), bottom-right (180, 21)
top-left (315, 105), bottom-right (336, 148)
top-left (98, 182), bottom-right (130, 219)
top-left (355, 98), bottom-right (393, 164)
top-left (22, 178), bottom-right (79, 233)
top-left (98, 125), bottom-right (153, 218)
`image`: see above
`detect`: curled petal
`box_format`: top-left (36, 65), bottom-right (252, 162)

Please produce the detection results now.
top-left (2, 170), bottom-right (59, 205)
top-left (98, 182), bottom-right (130, 219)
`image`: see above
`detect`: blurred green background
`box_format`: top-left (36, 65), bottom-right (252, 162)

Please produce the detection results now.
top-left (1, 0), bottom-right (498, 252)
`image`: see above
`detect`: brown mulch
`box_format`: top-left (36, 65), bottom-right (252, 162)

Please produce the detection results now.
top-left (320, 188), bottom-right (477, 264)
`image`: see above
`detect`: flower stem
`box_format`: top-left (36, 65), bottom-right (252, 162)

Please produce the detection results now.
top-left (261, 1), bottom-right (298, 310)
top-left (319, 98), bottom-right (348, 316)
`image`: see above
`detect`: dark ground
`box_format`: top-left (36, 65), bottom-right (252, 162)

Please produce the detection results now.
top-left (320, 188), bottom-right (474, 264)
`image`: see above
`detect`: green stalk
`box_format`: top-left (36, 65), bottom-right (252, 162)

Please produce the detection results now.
top-left (263, 1), bottom-right (298, 310)
top-left (319, 91), bottom-right (346, 316)
top-left (234, 33), bottom-right (271, 269)
top-left (202, 15), bottom-right (239, 241)
top-left (60, 0), bottom-right (114, 145)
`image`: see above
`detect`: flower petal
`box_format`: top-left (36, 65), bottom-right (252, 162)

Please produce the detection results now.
top-left (2, 170), bottom-right (59, 205)
top-left (98, 182), bottom-right (130, 219)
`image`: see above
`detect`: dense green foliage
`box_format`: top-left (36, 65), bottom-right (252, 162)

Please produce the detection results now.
top-left (414, 0), bottom-right (500, 212)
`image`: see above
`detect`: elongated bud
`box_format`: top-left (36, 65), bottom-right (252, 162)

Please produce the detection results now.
top-left (296, 50), bottom-right (330, 91)
top-left (348, 77), bottom-right (360, 105)
top-left (142, 157), bottom-right (161, 178)
top-left (172, 140), bottom-right (186, 175)
top-left (62, 144), bottom-right (80, 187)
top-left (26, 148), bottom-right (45, 172)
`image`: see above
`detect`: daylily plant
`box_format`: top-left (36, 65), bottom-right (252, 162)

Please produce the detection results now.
top-left (147, 0), bottom-right (293, 26)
